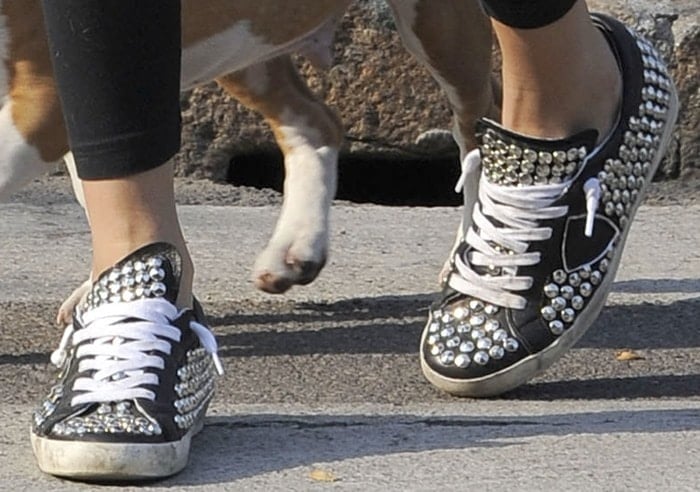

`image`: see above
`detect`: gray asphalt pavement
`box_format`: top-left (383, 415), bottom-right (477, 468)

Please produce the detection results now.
top-left (0, 193), bottom-right (698, 490)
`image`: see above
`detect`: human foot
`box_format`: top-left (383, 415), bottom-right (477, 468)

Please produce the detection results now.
top-left (421, 14), bottom-right (678, 397)
top-left (32, 243), bottom-right (222, 479)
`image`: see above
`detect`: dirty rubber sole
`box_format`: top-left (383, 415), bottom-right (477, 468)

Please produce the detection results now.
top-left (31, 420), bottom-right (202, 481)
top-left (421, 90), bottom-right (679, 398)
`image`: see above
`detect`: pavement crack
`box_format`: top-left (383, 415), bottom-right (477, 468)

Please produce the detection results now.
top-left (205, 418), bottom-right (549, 430)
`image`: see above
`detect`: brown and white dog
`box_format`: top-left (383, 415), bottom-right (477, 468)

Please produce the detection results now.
top-left (0, 0), bottom-right (497, 321)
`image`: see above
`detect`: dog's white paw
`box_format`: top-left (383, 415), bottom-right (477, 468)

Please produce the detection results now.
top-left (252, 233), bottom-right (327, 294)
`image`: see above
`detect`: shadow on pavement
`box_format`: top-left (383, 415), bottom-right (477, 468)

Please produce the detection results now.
top-left (163, 407), bottom-right (700, 487)
top-left (507, 374), bottom-right (700, 400)
top-left (612, 278), bottom-right (700, 294)
top-left (206, 292), bottom-right (700, 356)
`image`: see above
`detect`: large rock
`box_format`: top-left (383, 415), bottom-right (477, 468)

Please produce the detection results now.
top-left (175, 0), bottom-right (699, 181)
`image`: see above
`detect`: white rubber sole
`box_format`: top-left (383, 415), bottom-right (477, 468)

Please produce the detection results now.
top-left (31, 420), bottom-right (202, 481)
top-left (421, 89), bottom-right (680, 398)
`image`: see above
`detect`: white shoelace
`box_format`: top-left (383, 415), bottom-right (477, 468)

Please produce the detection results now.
top-left (451, 149), bottom-right (601, 310)
top-left (50, 298), bottom-right (224, 407)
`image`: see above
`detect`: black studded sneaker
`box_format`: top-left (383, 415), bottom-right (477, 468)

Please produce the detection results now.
top-left (31, 243), bottom-right (223, 480)
top-left (420, 14), bottom-right (679, 397)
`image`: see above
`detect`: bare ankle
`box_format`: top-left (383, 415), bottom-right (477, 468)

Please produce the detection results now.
top-left (496, 5), bottom-right (622, 141)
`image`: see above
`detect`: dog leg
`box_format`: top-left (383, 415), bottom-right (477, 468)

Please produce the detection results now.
top-left (0, 1), bottom-right (69, 201)
top-left (387, 0), bottom-right (498, 157)
top-left (217, 55), bottom-right (343, 294)
top-left (0, 99), bottom-right (64, 201)
top-left (388, 0), bottom-right (498, 285)
top-left (0, 102), bottom-right (48, 201)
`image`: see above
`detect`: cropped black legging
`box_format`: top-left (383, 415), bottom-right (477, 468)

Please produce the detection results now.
top-left (41, 0), bottom-right (577, 180)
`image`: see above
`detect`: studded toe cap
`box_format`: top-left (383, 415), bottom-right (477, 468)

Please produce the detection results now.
top-left (421, 301), bottom-right (530, 380)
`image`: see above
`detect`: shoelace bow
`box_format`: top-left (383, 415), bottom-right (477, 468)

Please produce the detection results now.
top-left (451, 149), bottom-right (601, 310)
top-left (50, 298), bottom-right (224, 406)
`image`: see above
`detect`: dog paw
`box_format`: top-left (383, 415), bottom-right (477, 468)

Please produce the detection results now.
top-left (252, 243), bottom-right (327, 294)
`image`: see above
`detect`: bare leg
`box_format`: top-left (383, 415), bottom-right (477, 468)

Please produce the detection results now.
top-left (82, 162), bottom-right (193, 308)
top-left (493, 0), bottom-right (621, 140)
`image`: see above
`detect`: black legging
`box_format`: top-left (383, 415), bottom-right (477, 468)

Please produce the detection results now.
top-left (41, 0), bottom-right (182, 180)
top-left (41, 0), bottom-right (578, 180)
top-left (480, 0), bottom-right (578, 29)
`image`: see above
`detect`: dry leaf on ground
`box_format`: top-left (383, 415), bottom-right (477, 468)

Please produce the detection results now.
top-left (309, 468), bottom-right (339, 482)
top-left (615, 349), bottom-right (645, 361)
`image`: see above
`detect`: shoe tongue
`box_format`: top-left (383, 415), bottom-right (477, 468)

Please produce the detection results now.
top-left (82, 242), bottom-right (182, 311)
top-left (476, 119), bottom-right (599, 186)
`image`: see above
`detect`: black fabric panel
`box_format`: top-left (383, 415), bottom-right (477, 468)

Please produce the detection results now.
top-left (40, 0), bottom-right (182, 179)
top-left (480, 0), bottom-right (578, 29)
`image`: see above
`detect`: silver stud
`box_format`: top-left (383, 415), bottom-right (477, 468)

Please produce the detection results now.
top-left (560, 285), bottom-right (575, 300)
top-left (551, 297), bottom-right (567, 311)
top-left (456, 323), bottom-right (471, 334)
top-left (599, 259), bottom-right (609, 273)
top-left (536, 164), bottom-right (551, 178)
top-left (553, 150), bottom-right (567, 163)
top-left (615, 203), bottom-right (625, 217)
top-left (484, 304), bottom-right (499, 316)
top-left (561, 308), bottom-right (576, 323)
top-left (539, 151), bottom-right (553, 164)
top-left (580, 265), bottom-right (592, 279)
top-left (590, 271), bottom-right (603, 286)
top-left (549, 320), bottom-right (565, 336)
top-left (580, 282), bottom-right (593, 297)
top-left (441, 312), bottom-right (453, 324)
top-left (553, 270), bottom-right (567, 284)
top-left (149, 267), bottom-right (166, 281)
top-left (469, 314), bottom-right (485, 326)
top-left (453, 306), bottom-right (469, 320)
top-left (470, 328), bottom-right (486, 340)
top-left (454, 354), bottom-right (471, 368)
top-left (477, 337), bottom-right (493, 350)
top-left (485, 319), bottom-right (500, 333)
top-left (440, 326), bottom-right (455, 338)
top-left (430, 343), bottom-right (445, 356)
top-left (504, 338), bottom-right (519, 352)
top-left (605, 202), bottom-right (616, 216)
top-left (571, 296), bottom-right (585, 310)
top-left (541, 306), bottom-right (557, 321)
top-left (544, 283), bottom-right (559, 298)
top-left (473, 351), bottom-right (490, 365)
top-left (469, 299), bottom-right (484, 312)
top-left (427, 334), bottom-right (440, 346)
top-left (446, 336), bottom-right (461, 349)
top-left (524, 149), bottom-right (537, 163)
top-left (519, 173), bottom-right (534, 186)
top-left (439, 351), bottom-right (455, 365)
top-left (116, 401), bottom-right (131, 415)
top-left (151, 282), bottom-right (167, 297)
top-left (147, 257), bottom-right (163, 268)
top-left (569, 273), bottom-right (581, 287)
top-left (493, 329), bottom-right (508, 343)
top-left (489, 345), bottom-right (505, 360)
top-left (459, 341), bottom-right (475, 353)
top-left (428, 322), bottom-right (440, 333)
